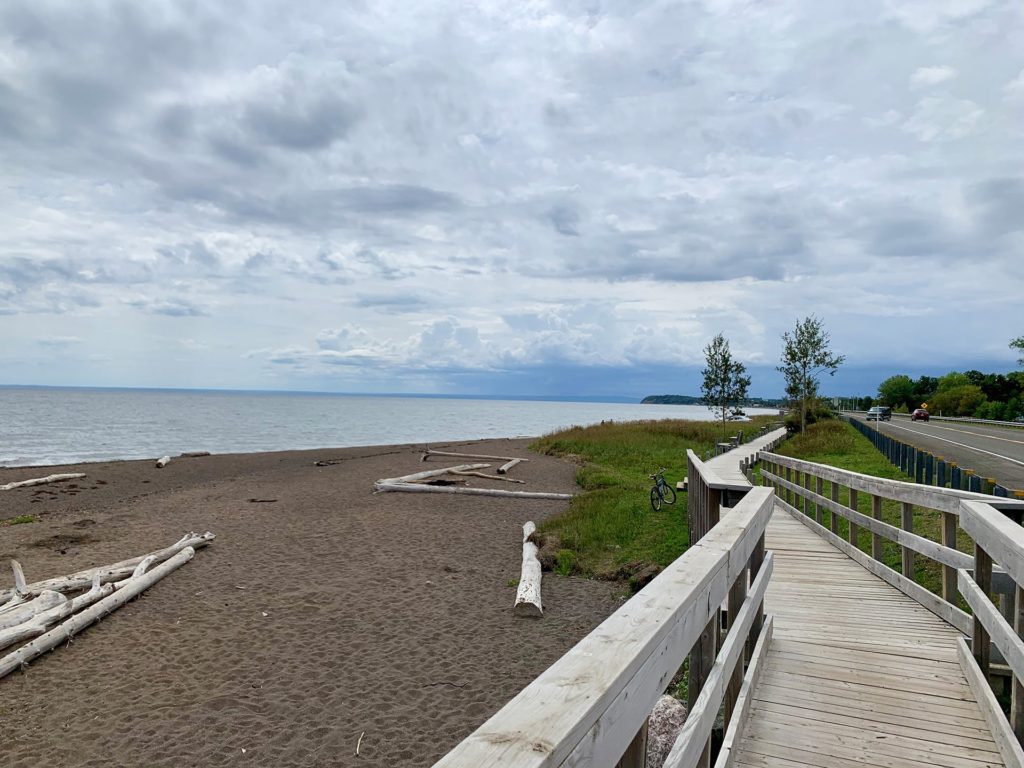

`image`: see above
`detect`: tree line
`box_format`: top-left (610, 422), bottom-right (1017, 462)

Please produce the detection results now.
top-left (876, 341), bottom-right (1024, 421)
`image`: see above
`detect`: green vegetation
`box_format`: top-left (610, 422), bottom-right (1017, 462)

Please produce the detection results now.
top-left (772, 420), bottom-right (972, 599)
top-left (531, 416), bottom-right (775, 581)
top-left (777, 315), bottom-right (845, 433)
top-left (0, 514), bottom-right (35, 526)
top-left (700, 333), bottom-right (751, 430)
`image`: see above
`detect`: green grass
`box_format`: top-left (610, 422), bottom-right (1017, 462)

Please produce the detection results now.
top-left (0, 514), bottom-right (35, 526)
top-left (530, 416), bottom-right (776, 582)
top-left (771, 420), bottom-right (972, 600)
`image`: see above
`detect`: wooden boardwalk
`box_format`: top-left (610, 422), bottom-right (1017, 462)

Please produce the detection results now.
top-left (732, 507), bottom-right (1005, 768)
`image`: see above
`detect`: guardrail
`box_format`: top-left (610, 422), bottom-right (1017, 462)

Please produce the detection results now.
top-left (891, 412), bottom-right (1024, 429)
top-left (434, 463), bottom-right (775, 768)
top-left (846, 415), bottom-right (1022, 498)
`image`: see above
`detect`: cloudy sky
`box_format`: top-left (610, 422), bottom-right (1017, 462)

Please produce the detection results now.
top-left (1, 0), bottom-right (1022, 399)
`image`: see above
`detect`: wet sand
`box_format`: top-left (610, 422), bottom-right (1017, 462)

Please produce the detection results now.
top-left (0, 438), bottom-right (624, 768)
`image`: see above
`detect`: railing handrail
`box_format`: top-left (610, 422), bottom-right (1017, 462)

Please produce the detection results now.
top-left (759, 450), bottom-right (1024, 515)
top-left (433, 485), bottom-right (775, 768)
top-left (685, 449), bottom-right (753, 492)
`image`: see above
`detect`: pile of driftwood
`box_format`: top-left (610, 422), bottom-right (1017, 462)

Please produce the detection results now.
top-left (0, 531), bottom-right (214, 680)
top-left (373, 449), bottom-right (572, 500)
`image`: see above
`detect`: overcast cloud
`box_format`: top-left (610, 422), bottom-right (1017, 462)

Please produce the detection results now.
top-left (1, 0), bottom-right (1022, 397)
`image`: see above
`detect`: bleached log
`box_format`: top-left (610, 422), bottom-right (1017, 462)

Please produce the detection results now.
top-left (498, 458), bottom-right (524, 475)
top-left (514, 522), bottom-right (543, 617)
top-left (375, 482), bottom-right (572, 500)
top-left (0, 548), bottom-right (195, 679)
top-left (179, 451), bottom-right (210, 458)
top-left (0, 576), bottom-right (113, 652)
top-left (0, 473), bottom-right (86, 492)
top-left (112, 555), bottom-right (157, 589)
top-left (156, 455), bottom-right (171, 468)
top-left (449, 470), bottom-right (526, 484)
top-left (422, 450), bottom-right (529, 463)
top-left (0, 531), bottom-right (215, 603)
top-left (375, 464), bottom-right (491, 489)
top-left (0, 591), bottom-right (66, 630)
top-left (0, 561), bottom-right (29, 612)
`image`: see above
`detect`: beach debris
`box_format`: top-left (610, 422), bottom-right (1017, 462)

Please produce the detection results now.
top-left (0, 561), bottom-right (29, 613)
top-left (0, 576), bottom-right (114, 652)
top-left (374, 463), bottom-right (572, 500)
top-left (179, 451), bottom-right (211, 458)
top-left (0, 473), bottom-right (86, 492)
top-left (247, 498), bottom-right (278, 503)
top-left (356, 731), bottom-right (365, 756)
top-left (448, 470), bottom-right (525, 484)
top-left (0, 547), bottom-right (197, 679)
top-left (514, 522), bottom-right (543, 617)
top-left (420, 448), bottom-right (531, 465)
top-left (155, 455), bottom-right (171, 468)
top-left (0, 531), bottom-right (216, 603)
top-left (497, 458), bottom-right (524, 475)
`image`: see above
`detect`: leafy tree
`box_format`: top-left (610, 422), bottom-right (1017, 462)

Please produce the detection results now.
top-left (777, 316), bottom-right (845, 433)
top-left (700, 333), bottom-right (751, 433)
top-left (929, 384), bottom-right (987, 416)
top-left (877, 374), bottom-right (915, 411)
top-left (936, 371), bottom-right (971, 392)
top-left (912, 376), bottom-right (937, 405)
top-left (1012, 336), bottom-right (1024, 366)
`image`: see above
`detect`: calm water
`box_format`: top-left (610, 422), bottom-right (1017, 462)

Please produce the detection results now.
top-left (0, 387), bottom-right (778, 467)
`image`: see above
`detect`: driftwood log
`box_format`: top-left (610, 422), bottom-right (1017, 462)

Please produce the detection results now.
top-left (156, 456), bottom-right (171, 468)
top-left (421, 449), bottom-right (530, 463)
top-left (0, 531), bottom-right (215, 603)
top-left (0, 547), bottom-right (196, 679)
top-left (514, 522), bottom-right (543, 617)
top-left (0, 473), bottom-right (86, 492)
top-left (374, 483), bottom-right (572, 500)
top-left (374, 464), bottom-right (491, 489)
top-left (448, 470), bottom-right (525, 484)
top-left (0, 561), bottom-right (29, 612)
top-left (0, 591), bottom-right (66, 630)
top-left (0, 576), bottom-right (114, 652)
top-left (498, 458), bottom-right (524, 475)
top-left (179, 451), bottom-right (210, 458)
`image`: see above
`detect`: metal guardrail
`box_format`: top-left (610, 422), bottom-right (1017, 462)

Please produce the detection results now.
top-left (842, 409), bottom-right (1024, 429)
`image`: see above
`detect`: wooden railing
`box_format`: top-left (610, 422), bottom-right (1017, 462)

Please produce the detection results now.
top-left (434, 473), bottom-right (775, 768)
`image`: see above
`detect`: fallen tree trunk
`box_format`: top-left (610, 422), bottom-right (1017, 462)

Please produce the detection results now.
top-left (448, 470), bottom-right (525, 484)
top-left (374, 464), bottom-right (491, 489)
top-left (0, 576), bottom-right (114, 652)
top-left (0, 561), bottom-right (28, 612)
top-left (155, 456), bottom-right (171, 468)
top-left (0, 547), bottom-right (195, 679)
top-left (0, 473), bottom-right (86, 492)
top-left (514, 522), bottom-right (543, 617)
top-left (179, 451), bottom-right (210, 458)
top-left (421, 450), bottom-right (529, 463)
top-left (0, 591), bottom-right (65, 630)
top-left (374, 482), bottom-right (572, 500)
top-left (0, 531), bottom-right (215, 603)
top-left (497, 458), bottom-right (524, 475)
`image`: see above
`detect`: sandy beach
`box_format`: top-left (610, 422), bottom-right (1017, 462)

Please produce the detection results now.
top-left (0, 438), bottom-right (624, 768)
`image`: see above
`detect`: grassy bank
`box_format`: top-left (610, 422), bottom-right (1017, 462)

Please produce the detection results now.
top-left (531, 416), bottom-right (775, 583)
top-left (771, 420), bottom-right (972, 599)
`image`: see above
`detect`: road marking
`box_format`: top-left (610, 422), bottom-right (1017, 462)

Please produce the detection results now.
top-left (884, 422), bottom-right (1024, 469)
top-left (909, 422), bottom-right (1024, 447)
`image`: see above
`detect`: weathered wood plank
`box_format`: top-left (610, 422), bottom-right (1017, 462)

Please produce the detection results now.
top-left (956, 636), bottom-right (1024, 768)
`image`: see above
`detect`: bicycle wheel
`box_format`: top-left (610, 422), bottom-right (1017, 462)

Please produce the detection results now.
top-left (650, 487), bottom-right (662, 512)
top-left (661, 483), bottom-right (677, 505)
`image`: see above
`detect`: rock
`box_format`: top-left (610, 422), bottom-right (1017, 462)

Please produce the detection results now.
top-left (646, 694), bottom-right (688, 768)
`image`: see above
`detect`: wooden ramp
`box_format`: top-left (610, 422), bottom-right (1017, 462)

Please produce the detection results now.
top-left (732, 506), bottom-right (1006, 768)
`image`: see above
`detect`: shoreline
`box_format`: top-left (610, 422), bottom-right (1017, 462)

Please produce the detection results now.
top-left (0, 436), bottom-right (623, 768)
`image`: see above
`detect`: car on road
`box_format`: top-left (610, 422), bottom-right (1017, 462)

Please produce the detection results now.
top-left (911, 408), bottom-right (929, 422)
top-left (866, 406), bottom-right (891, 421)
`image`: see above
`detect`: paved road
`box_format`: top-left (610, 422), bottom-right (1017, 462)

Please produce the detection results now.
top-left (847, 413), bottom-right (1024, 492)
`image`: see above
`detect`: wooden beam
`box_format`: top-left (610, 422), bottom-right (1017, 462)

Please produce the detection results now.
top-left (956, 636), bottom-right (1024, 768)
top-left (713, 616), bottom-right (774, 768)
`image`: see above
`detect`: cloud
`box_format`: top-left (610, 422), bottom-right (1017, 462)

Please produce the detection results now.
top-left (910, 66), bottom-right (958, 87)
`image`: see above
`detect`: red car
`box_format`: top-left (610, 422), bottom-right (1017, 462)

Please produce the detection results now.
top-left (912, 408), bottom-right (929, 421)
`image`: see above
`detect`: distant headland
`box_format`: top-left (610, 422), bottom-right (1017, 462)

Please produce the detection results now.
top-left (641, 394), bottom-right (786, 407)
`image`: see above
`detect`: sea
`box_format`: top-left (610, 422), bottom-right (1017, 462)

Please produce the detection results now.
top-left (0, 387), bottom-right (779, 468)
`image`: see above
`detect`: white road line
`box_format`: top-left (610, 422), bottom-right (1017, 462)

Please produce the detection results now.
top-left (914, 422), bottom-right (1024, 447)
top-left (884, 422), bottom-right (1024, 469)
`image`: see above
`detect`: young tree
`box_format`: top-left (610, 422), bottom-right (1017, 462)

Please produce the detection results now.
top-left (777, 316), bottom-right (845, 433)
top-left (1012, 336), bottom-right (1024, 366)
top-left (700, 333), bottom-right (751, 433)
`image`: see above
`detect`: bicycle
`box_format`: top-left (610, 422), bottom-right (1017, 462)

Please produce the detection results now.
top-left (649, 467), bottom-right (677, 511)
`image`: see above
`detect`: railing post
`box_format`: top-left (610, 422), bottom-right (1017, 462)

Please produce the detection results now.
top-left (937, 459), bottom-right (947, 488)
top-left (615, 721), bottom-right (648, 768)
top-left (784, 466), bottom-right (793, 506)
top-left (871, 494), bottom-right (883, 561)
top-left (972, 544), bottom-right (992, 679)
top-left (814, 476), bottom-right (824, 525)
top-left (941, 512), bottom-right (957, 603)
top-left (848, 488), bottom-right (860, 549)
top-left (1013, 585), bottom-right (1024, 741)
top-left (925, 454), bottom-right (934, 485)
top-left (803, 471), bottom-right (812, 517)
top-left (725, 562), bottom-right (748, 726)
top-left (746, 531), bottom-right (766, 661)
top-left (830, 482), bottom-right (840, 533)
top-left (901, 502), bottom-right (915, 578)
